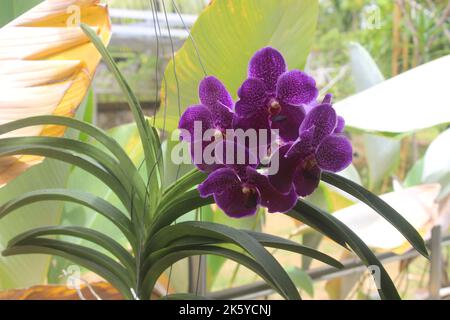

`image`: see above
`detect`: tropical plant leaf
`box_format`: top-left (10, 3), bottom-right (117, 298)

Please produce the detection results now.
top-left (335, 55), bottom-right (450, 133)
top-left (0, 0), bottom-right (111, 186)
top-left (333, 184), bottom-right (440, 251)
top-left (286, 267), bottom-right (314, 297)
top-left (7, 226), bottom-right (135, 273)
top-left (321, 172), bottom-right (429, 258)
top-left (146, 221), bottom-right (300, 300)
top-left (157, 0), bottom-right (319, 131)
top-left (80, 23), bottom-right (154, 180)
top-left (290, 200), bottom-right (401, 300)
top-left (0, 189), bottom-right (135, 247)
top-left (244, 231), bottom-right (343, 269)
top-left (0, 0), bottom-right (43, 27)
top-left (0, 160), bottom-right (69, 290)
top-left (3, 238), bottom-right (134, 299)
top-left (142, 245), bottom-right (295, 300)
top-left (422, 128), bottom-right (450, 199)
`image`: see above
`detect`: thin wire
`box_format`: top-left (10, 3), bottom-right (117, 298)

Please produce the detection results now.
top-left (195, 206), bottom-right (203, 296)
top-left (161, 0), bottom-right (182, 117)
top-left (171, 0), bottom-right (207, 76)
top-left (150, 0), bottom-right (161, 125)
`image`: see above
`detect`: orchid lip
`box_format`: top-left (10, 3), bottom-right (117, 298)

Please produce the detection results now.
top-left (302, 154), bottom-right (317, 171)
top-left (242, 184), bottom-right (257, 195)
top-left (268, 98), bottom-right (281, 116)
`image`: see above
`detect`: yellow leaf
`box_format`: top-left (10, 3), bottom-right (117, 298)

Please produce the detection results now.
top-left (0, 0), bottom-right (111, 187)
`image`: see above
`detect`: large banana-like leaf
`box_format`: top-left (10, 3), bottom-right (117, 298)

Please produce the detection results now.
top-left (333, 184), bottom-right (440, 252)
top-left (335, 54), bottom-right (450, 133)
top-left (0, 0), bottom-right (111, 187)
top-left (156, 0), bottom-right (319, 131)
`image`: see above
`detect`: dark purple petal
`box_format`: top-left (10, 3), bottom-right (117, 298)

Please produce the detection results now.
top-left (276, 70), bottom-right (318, 106)
top-left (213, 140), bottom-right (258, 176)
top-left (268, 143), bottom-right (298, 194)
top-left (316, 134), bottom-right (353, 172)
top-left (248, 47), bottom-right (287, 92)
top-left (198, 167), bottom-right (240, 197)
top-left (215, 185), bottom-right (260, 218)
top-left (237, 78), bottom-right (268, 107)
top-left (198, 168), bottom-right (258, 218)
top-left (190, 140), bottom-right (224, 173)
top-left (270, 104), bottom-right (306, 142)
top-left (322, 93), bottom-right (333, 104)
top-left (334, 116), bottom-right (345, 133)
top-left (199, 76), bottom-right (233, 109)
top-left (293, 165), bottom-right (321, 197)
top-left (246, 167), bottom-right (297, 213)
top-left (178, 105), bottom-right (213, 142)
top-left (285, 126), bottom-right (315, 160)
top-left (299, 103), bottom-right (337, 144)
top-left (209, 101), bottom-right (234, 131)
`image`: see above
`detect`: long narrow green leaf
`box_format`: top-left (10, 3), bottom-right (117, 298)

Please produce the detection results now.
top-left (0, 189), bottom-right (136, 248)
top-left (245, 231), bottom-right (343, 269)
top-left (151, 189), bottom-right (214, 235)
top-left (81, 24), bottom-right (153, 178)
top-left (0, 145), bottom-right (133, 212)
top-left (8, 226), bottom-right (135, 274)
top-left (321, 172), bottom-right (428, 258)
top-left (0, 136), bottom-right (147, 209)
top-left (142, 245), bottom-right (287, 300)
top-left (147, 221), bottom-right (300, 300)
top-left (0, 115), bottom-right (143, 191)
top-left (2, 238), bottom-right (134, 299)
top-left (291, 200), bottom-right (401, 300)
top-left (161, 169), bottom-right (207, 203)
top-left (144, 125), bottom-right (164, 219)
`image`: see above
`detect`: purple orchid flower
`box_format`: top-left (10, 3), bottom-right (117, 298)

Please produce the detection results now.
top-left (198, 164), bottom-right (298, 218)
top-left (179, 76), bottom-right (234, 172)
top-left (269, 103), bottom-right (353, 197)
top-left (233, 47), bottom-right (319, 142)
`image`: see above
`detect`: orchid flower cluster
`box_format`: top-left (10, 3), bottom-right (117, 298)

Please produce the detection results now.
top-left (179, 47), bottom-right (353, 218)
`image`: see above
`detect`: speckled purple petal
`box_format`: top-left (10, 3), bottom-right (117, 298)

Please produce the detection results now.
top-left (198, 167), bottom-right (240, 197)
top-left (209, 101), bottom-right (234, 131)
top-left (213, 139), bottom-right (259, 175)
top-left (189, 140), bottom-right (224, 173)
top-left (285, 126), bottom-right (315, 160)
top-left (316, 134), bottom-right (353, 172)
top-left (232, 113), bottom-right (273, 153)
top-left (178, 105), bottom-right (213, 142)
top-left (299, 103), bottom-right (337, 144)
top-left (293, 165), bottom-right (321, 197)
top-left (268, 143), bottom-right (298, 194)
top-left (215, 185), bottom-right (260, 218)
top-left (334, 116), bottom-right (345, 133)
top-left (246, 167), bottom-right (297, 213)
top-left (248, 47), bottom-right (287, 92)
top-left (199, 76), bottom-right (233, 109)
top-left (276, 70), bottom-right (318, 106)
top-left (270, 104), bottom-right (306, 142)
top-left (198, 167), bottom-right (259, 218)
top-left (237, 78), bottom-right (268, 107)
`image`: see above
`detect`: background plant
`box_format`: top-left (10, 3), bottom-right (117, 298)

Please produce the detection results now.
top-left (0, 0), bottom-right (446, 300)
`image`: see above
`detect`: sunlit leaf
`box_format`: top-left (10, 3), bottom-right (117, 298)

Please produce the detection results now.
top-left (157, 0), bottom-right (319, 131)
top-left (335, 55), bottom-right (450, 133)
top-left (333, 184), bottom-right (440, 251)
top-left (0, 0), bottom-right (111, 186)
